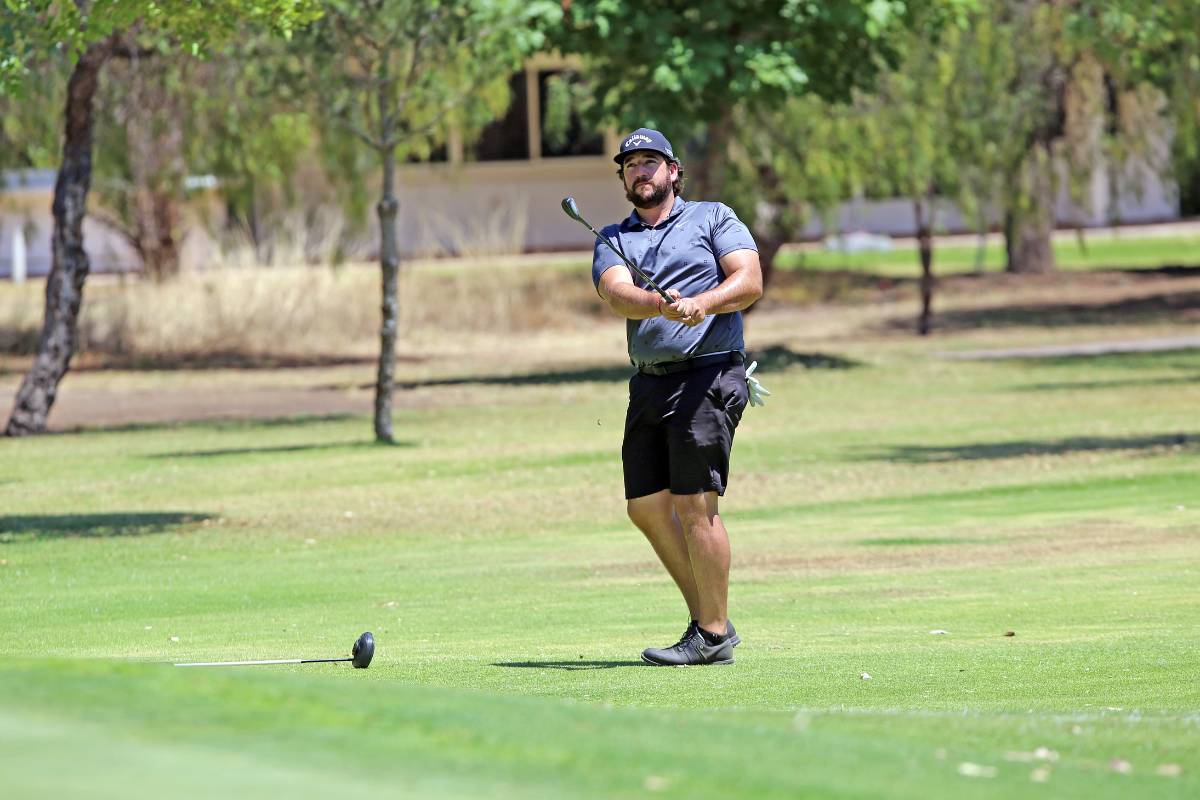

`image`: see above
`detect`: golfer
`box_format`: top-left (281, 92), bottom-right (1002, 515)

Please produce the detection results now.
top-left (592, 128), bottom-right (764, 666)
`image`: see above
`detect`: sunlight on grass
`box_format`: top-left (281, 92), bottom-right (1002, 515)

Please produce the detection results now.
top-left (1, 343), bottom-right (1197, 798)
top-left (781, 233), bottom-right (1200, 275)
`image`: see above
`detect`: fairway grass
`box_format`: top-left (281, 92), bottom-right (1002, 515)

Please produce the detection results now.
top-left (780, 231), bottom-right (1200, 275)
top-left (1, 343), bottom-right (1198, 797)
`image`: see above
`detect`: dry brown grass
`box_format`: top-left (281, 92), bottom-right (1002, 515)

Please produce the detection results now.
top-left (0, 260), bottom-right (602, 364)
top-left (4, 256), bottom-right (1199, 367)
top-left (734, 522), bottom-right (1199, 580)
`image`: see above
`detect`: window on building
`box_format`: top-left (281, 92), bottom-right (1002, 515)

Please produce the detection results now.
top-left (470, 74), bottom-right (529, 161)
top-left (539, 70), bottom-right (603, 158)
top-left (405, 143), bottom-right (448, 164)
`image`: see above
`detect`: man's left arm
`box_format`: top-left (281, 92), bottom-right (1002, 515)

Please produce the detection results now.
top-left (669, 249), bottom-right (763, 326)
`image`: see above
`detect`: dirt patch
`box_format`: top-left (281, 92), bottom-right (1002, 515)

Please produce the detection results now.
top-left (884, 269), bottom-right (1200, 333)
top-left (937, 336), bottom-right (1200, 361)
top-left (4, 264), bottom-right (1199, 431)
top-left (735, 522), bottom-right (1196, 579)
top-left (21, 384), bottom-right (375, 431)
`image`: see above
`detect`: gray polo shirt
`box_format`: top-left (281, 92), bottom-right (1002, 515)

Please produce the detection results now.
top-left (591, 197), bottom-right (758, 368)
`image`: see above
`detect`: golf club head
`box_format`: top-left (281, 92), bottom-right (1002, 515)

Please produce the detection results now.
top-left (352, 631), bottom-right (374, 669)
top-left (561, 196), bottom-right (584, 223)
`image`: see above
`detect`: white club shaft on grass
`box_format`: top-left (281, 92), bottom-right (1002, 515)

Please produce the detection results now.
top-left (174, 632), bottom-right (374, 669)
top-left (174, 658), bottom-right (349, 667)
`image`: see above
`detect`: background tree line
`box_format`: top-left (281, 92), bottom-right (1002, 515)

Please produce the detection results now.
top-left (2, 0), bottom-right (1198, 437)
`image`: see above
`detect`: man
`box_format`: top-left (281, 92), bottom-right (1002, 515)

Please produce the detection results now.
top-left (591, 127), bottom-right (764, 666)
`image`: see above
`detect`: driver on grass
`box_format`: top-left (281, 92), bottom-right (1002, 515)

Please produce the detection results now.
top-left (592, 128), bottom-right (766, 666)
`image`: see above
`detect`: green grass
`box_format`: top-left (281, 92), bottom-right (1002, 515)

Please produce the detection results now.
top-left (1, 345), bottom-right (1198, 797)
top-left (782, 233), bottom-right (1200, 275)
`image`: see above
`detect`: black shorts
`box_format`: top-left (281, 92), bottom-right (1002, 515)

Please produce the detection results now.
top-left (622, 361), bottom-right (749, 499)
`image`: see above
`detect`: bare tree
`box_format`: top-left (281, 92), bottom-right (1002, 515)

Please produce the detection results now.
top-left (304, 0), bottom-right (548, 442)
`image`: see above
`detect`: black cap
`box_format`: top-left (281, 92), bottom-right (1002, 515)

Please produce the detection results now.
top-left (613, 128), bottom-right (678, 165)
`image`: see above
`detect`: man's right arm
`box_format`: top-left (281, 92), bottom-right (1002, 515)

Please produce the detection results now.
top-left (597, 265), bottom-right (680, 320)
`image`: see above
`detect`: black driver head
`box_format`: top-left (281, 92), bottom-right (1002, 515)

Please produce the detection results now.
top-left (352, 631), bottom-right (375, 669)
top-left (561, 196), bottom-right (583, 223)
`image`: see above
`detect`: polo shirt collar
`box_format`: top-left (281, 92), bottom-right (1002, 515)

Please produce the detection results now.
top-left (623, 196), bottom-right (689, 230)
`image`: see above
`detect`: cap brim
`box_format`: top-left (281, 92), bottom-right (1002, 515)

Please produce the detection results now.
top-left (614, 148), bottom-right (676, 165)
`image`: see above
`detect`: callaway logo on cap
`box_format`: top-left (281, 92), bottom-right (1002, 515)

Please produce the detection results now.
top-left (614, 128), bottom-right (677, 164)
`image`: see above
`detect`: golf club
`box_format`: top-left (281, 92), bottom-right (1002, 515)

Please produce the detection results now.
top-left (174, 631), bottom-right (374, 669)
top-left (560, 196), bottom-right (673, 303)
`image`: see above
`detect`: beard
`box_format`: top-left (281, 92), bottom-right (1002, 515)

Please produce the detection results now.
top-left (625, 175), bottom-right (671, 208)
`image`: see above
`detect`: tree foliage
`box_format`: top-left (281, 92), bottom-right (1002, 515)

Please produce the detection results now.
top-left (303, 0), bottom-right (555, 157)
top-left (553, 0), bottom-right (910, 131)
top-left (4, 0), bottom-right (321, 435)
top-left (551, 0), bottom-right (919, 202)
top-left (1073, 0), bottom-right (1200, 210)
top-left (1, 0), bottom-right (319, 96)
top-left (0, 50), bottom-right (67, 170)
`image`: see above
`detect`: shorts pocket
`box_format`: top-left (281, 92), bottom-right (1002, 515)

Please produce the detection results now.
top-left (717, 367), bottom-right (749, 427)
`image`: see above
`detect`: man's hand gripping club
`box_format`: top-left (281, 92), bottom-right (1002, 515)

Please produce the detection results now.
top-left (659, 289), bottom-right (706, 327)
top-left (659, 295), bottom-right (771, 408)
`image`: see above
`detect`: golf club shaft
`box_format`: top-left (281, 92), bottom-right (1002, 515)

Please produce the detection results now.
top-left (174, 657), bottom-right (352, 667)
top-left (588, 225), bottom-right (673, 303)
top-left (562, 198), bottom-right (672, 303)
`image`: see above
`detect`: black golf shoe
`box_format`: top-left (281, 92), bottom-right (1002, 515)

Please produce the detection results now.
top-left (641, 624), bottom-right (734, 667)
top-left (679, 619), bottom-right (741, 647)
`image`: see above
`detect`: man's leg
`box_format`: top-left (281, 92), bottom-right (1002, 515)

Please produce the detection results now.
top-left (671, 490), bottom-right (729, 637)
top-left (627, 489), bottom-right (700, 619)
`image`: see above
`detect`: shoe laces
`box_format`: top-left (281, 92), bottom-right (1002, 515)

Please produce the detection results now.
top-left (671, 620), bottom-right (701, 650)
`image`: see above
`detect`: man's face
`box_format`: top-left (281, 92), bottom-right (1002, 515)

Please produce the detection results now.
top-left (622, 152), bottom-right (676, 209)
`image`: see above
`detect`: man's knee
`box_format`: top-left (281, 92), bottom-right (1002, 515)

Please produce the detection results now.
top-left (671, 491), bottom-right (717, 528)
top-left (627, 491), bottom-right (672, 532)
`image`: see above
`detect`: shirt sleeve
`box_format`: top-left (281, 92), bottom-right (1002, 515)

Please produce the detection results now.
top-left (591, 225), bottom-right (624, 288)
top-left (709, 203), bottom-right (758, 259)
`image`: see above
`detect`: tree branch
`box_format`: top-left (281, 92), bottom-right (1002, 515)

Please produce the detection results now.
top-left (87, 208), bottom-right (142, 259)
top-left (390, 5), bottom-right (442, 123)
top-left (391, 68), bottom-right (498, 147)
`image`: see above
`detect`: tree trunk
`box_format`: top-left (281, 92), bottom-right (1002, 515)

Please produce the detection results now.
top-left (686, 115), bottom-right (732, 201)
top-left (1003, 142), bottom-right (1060, 273)
top-left (1005, 147), bottom-right (1057, 275)
top-left (134, 187), bottom-right (181, 280)
top-left (374, 149), bottom-right (400, 443)
top-left (5, 41), bottom-right (112, 436)
top-left (746, 161), bottom-right (803, 310)
top-left (914, 194), bottom-right (935, 336)
top-left (124, 54), bottom-right (183, 281)
top-left (973, 205), bottom-right (988, 275)
top-left (755, 234), bottom-right (785, 300)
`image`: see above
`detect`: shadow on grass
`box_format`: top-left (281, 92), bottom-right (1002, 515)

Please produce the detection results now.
top-left (59, 413), bottom-right (362, 436)
top-left (1017, 375), bottom-right (1200, 392)
top-left (382, 346), bottom-right (857, 390)
top-left (1119, 265), bottom-right (1200, 278)
top-left (149, 440), bottom-right (413, 459)
top-left (857, 432), bottom-right (1195, 463)
top-left (397, 365), bottom-right (631, 389)
top-left (492, 660), bottom-right (647, 670)
top-left (749, 345), bottom-right (860, 371)
top-left (1011, 349), bottom-right (1200, 370)
top-left (0, 512), bottom-right (215, 542)
top-left (70, 352), bottom-right (405, 372)
top-left (909, 289), bottom-right (1200, 331)
top-left (857, 536), bottom-right (971, 546)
